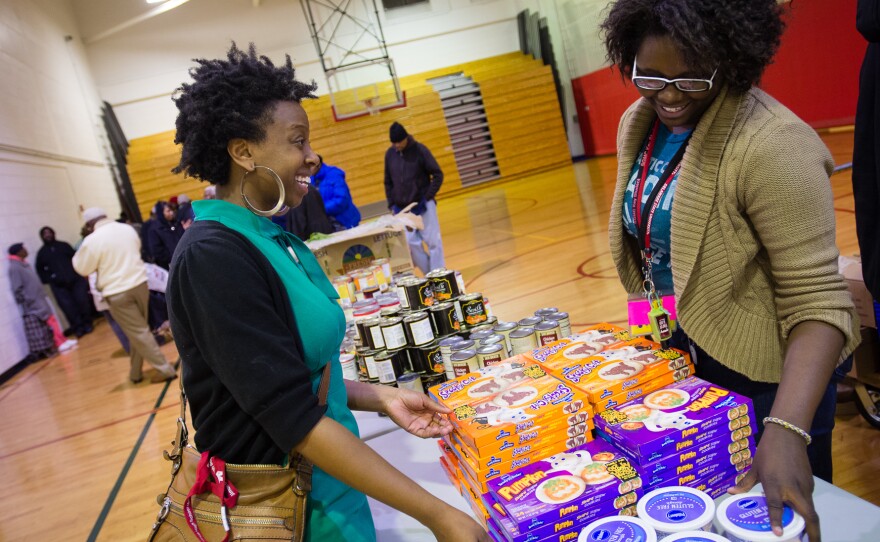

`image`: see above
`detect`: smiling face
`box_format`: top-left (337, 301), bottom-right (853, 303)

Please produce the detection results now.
top-left (232, 101), bottom-right (318, 211)
top-left (634, 34), bottom-right (722, 132)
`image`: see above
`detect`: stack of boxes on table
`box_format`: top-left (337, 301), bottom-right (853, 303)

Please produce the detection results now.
top-left (429, 321), bottom-right (757, 542)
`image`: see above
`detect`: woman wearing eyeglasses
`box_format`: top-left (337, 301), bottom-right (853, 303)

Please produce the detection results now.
top-left (601, 2), bottom-right (858, 540)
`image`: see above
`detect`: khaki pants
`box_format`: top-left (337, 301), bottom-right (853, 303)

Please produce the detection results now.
top-left (105, 282), bottom-right (175, 381)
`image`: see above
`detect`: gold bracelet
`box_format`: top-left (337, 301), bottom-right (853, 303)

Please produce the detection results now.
top-left (762, 416), bottom-right (812, 445)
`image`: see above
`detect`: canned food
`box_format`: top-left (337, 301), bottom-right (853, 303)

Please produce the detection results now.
top-left (394, 278), bottom-right (412, 310)
top-left (404, 277), bottom-right (434, 310)
top-left (396, 372), bottom-right (424, 393)
top-left (509, 327), bottom-right (538, 356)
top-left (546, 312), bottom-right (571, 338)
top-left (518, 316), bottom-right (542, 328)
top-left (374, 350), bottom-right (402, 385)
top-left (439, 336), bottom-right (465, 379)
top-left (428, 301), bottom-right (460, 336)
top-left (374, 258), bottom-right (393, 284)
top-left (459, 293), bottom-right (487, 326)
top-left (534, 320), bottom-right (561, 346)
top-left (332, 276), bottom-right (356, 303)
top-left (339, 353), bottom-right (359, 381)
top-left (403, 312), bottom-right (435, 347)
top-left (426, 268), bottom-right (461, 301)
top-left (450, 349), bottom-right (479, 377)
top-left (379, 306), bottom-right (402, 319)
top-left (380, 317), bottom-right (407, 351)
top-left (376, 293), bottom-right (401, 310)
top-left (535, 307), bottom-right (559, 318)
top-left (356, 347), bottom-right (380, 382)
top-left (468, 329), bottom-right (495, 343)
top-left (353, 303), bottom-right (380, 322)
top-left (481, 333), bottom-right (509, 356)
top-left (455, 271), bottom-right (466, 294)
top-left (493, 321), bottom-right (518, 353)
top-left (362, 317), bottom-right (385, 350)
top-left (476, 343), bottom-right (505, 368)
top-left (369, 264), bottom-right (389, 292)
top-left (451, 339), bottom-right (476, 352)
top-left (421, 372), bottom-right (447, 392)
top-left (420, 340), bottom-right (446, 374)
top-left (467, 319), bottom-right (497, 335)
top-left (483, 296), bottom-right (494, 318)
top-left (353, 270), bottom-right (377, 292)
top-left (408, 342), bottom-right (439, 374)
top-left (361, 286), bottom-right (380, 299)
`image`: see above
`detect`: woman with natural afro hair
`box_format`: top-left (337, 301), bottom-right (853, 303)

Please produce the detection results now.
top-left (159, 43), bottom-right (488, 541)
top-left (602, 2), bottom-right (858, 540)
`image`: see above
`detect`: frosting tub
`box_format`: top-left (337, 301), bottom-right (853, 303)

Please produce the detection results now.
top-left (578, 516), bottom-right (658, 542)
top-left (715, 493), bottom-right (805, 542)
top-left (636, 486), bottom-right (716, 537)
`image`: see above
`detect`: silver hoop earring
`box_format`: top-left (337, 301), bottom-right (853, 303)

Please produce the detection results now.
top-left (240, 165), bottom-right (285, 217)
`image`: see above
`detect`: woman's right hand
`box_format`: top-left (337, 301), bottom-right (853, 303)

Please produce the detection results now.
top-left (428, 508), bottom-right (489, 541)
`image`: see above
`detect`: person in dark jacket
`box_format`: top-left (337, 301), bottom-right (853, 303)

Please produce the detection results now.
top-left (147, 200), bottom-right (184, 269)
top-left (312, 155), bottom-right (360, 229)
top-left (383, 122), bottom-right (445, 274)
top-left (35, 226), bottom-right (94, 337)
top-left (286, 185), bottom-right (336, 240)
top-left (854, 0), bottom-right (880, 307)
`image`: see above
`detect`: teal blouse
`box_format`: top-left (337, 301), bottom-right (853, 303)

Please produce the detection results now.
top-left (192, 200), bottom-right (376, 541)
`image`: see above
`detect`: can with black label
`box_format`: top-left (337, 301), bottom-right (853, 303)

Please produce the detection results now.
top-left (509, 327), bottom-right (538, 356)
top-left (450, 349), bottom-right (479, 377)
top-left (427, 268), bottom-right (460, 301)
top-left (459, 293), bottom-right (487, 327)
top-left (476, 343), bottom-right (505, 368)
top-left (428, 301), bottom-right (460, 336)
top-left (518, 316), bottom-right (542, 328)
top-left (362, 317), bottom-right (385, 350)
top-left (546, 311), bottom-right (572, 338)
top-left (397, 372), bottom-right (424, 393)
top-left (404, 277), bottom-right (434, 310)
top-left (380, 317), bottom-right (407, 351)
top-left (395, 278), bottom-right (412, 310)
top-left (534, 320), bottom-right (561, 346)
top-left (421, 372), bottom-right (446, 393)
top-left (373, 350), bottom-right (401, 385)
top-left (493, 321), bottom-right (518, 353)
top-left (439, 336), bottom-right (465, 379)
top-left (403, 311), bottom-right (435, 346)
top-left (379, 306), bottom-right (402, 319)
top-left (356, 346), bottom-right (380, 382)
top-left (420, 340), bottom-right (445, 375)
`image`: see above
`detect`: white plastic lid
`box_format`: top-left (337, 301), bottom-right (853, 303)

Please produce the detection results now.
top-left (636, 486), bottom-right (716, 534)
top-left (578, 516), bottom-right (658, 542)
top-left (715, 493), bottom-right (805, 542)
top-left (663, 531), bottom-right (732, 542)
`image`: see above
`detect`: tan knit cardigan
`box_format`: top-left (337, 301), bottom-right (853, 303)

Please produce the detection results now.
top-left (609, 86), bottom-right (859, 383)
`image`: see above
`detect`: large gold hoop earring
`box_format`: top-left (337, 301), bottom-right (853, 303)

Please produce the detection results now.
top-left (240, 165), bottom-right (285, 217)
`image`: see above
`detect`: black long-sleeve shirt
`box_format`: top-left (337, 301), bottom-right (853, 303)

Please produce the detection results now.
top-left (383, 135), bottom-right (444, 209)
top-left (35, 241), bottom-right (80, 286)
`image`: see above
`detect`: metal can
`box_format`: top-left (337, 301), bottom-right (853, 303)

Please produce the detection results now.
top-left (483, 296), bottom-right (494, 318)
top-left (450, 349), bottom-right (479, 377)
top-left (546, 312), bottom-right (572, 338)
top-left (404, 277), bottom-right (434, 310)
top-left (374, 350), bottom-right (403, 385)
top-left (535, 307), bottom-right (559, 318)
top-left (379, 306), bottom-right (402, 319)
top-left (362, 317), bottom-right (385, 350)
top-left (509, 327), bottom-right (538, 356)
top-left (374, 258), bottom-right (393, 284)
top-left (467, 319), bottom-right (497, 335)
top-left (353, 302), bottom-right (380, 322)
top-left (369, 264), bottom-right (389, 292)
top-left (394, 278), bottom-right (413, 310)
top-left (426, 268), bottom-right (461, 301)
top-left (420, 340), bottom-right (446, 375)
top-left (361, 286), bottom-right (380, 299)
top-left (518, 316), bottom-right (542, 328)
top-left (469, 329), bottom-right (495, 343)
top-left (439, 336), bottom-right (465, 379)
top-left (339, 353), bottom-right (359, 381)
top-left (459, 293), bottom-right (487, 327)
top-left (534, 320), bottom-right (561, 346)
top-left (451, 339), bottom-right (476, 353)
top-left (476, 343), bottom-right (505, 368)
top-left (428, 301), bottom-right (460, 336)
top-left (455, 271), bottom-right (466, 294)
top-left (380, 317), bottom-right (407, 351)
top-left (481, 333), bottom-right (509, 357)
top-left (332, 275), bottom-right (356, 304)
top-left (396, 372), bottom-right (424, 393)
top-left (356, 346), bottom-right (380, 382)
top-left (403, 311), bottom-right (435, 347)
top-left (352, 270), bottom-right (377, 292)
top-left (493, 321), bottom-right (518, 353)
top-left (421, 372), bottom-right (447, 392)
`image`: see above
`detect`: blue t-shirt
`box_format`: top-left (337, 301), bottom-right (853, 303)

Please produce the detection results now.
top-left (622, 123), bottom-right (691, 293)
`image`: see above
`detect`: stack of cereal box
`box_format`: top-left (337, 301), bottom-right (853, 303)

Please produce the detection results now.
top-left (594, 376), bottom-right (755, 498)
top-left (481, 439), bottom-right (646, 542)
top-left (430, 359), bottom-right (594, 522)
top-left (529, 327), bottom-right (695, 415)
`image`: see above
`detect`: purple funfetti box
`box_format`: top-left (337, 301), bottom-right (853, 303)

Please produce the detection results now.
top-left (484, 490), bottom-right (637, 542)
top-left (650, 464), bottom-right (750, 498)
top-left (639, 435), bottom-right (756, 488)
top-left (594, 377), bottom-right (756, 464)
top-left (486, 440), bottom-right (644, 534)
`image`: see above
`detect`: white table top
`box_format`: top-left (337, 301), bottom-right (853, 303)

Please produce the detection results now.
top-left (356, 414), bottom-right (880, 541)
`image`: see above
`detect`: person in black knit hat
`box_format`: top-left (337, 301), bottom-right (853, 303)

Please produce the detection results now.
top-left (383, 121), bottom-right (445, 274)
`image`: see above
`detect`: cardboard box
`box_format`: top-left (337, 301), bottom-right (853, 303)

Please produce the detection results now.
top-left (306, 219), bottom-right (413, 276)
top-left (840, 255), bottom-right (877, 329)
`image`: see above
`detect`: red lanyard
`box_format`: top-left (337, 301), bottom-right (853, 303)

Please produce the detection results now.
top-left (184, 451), bottom-right (239, 542)
top-left (632, 119), bottom-right (690, 255)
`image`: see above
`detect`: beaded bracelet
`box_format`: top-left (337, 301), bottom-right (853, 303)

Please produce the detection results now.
top-left (763, 417), bottom-right (812, 445)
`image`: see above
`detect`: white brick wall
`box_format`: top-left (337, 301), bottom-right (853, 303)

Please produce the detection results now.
top-left (0, 0), bottom-right (118, 374)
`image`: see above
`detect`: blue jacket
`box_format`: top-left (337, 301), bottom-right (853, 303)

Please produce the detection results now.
top-left (312, 163), bottom-right (361, 229)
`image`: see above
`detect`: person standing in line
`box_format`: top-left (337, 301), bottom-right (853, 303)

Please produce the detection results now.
top-left (35, 226), bottom-right (94, 337)
top-left (72, 208), bottom-right (177, 384)
top-left (148, 200), bottom-right (184, 270)
top-left (8, 243), bottom-right (78, 359)
top-left (384, 121), bottom-right (445, 274)
top-left (312, 155), bottom-right (361, 229)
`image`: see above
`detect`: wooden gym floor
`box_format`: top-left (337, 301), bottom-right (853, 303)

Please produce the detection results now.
top-left (0, 130), bottom-right (877, 541)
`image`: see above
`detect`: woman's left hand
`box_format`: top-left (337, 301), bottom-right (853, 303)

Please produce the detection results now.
top-left (384, 388), bottom-right (453, 438)
top-left (730, 425), bottom-right (820, 542)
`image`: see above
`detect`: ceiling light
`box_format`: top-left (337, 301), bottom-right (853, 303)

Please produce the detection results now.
top-left (146, 0), bottom-right (166, 4)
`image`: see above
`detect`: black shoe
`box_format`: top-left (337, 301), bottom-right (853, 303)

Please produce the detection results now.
top-left (130, 377), bottom-right (143, 384)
